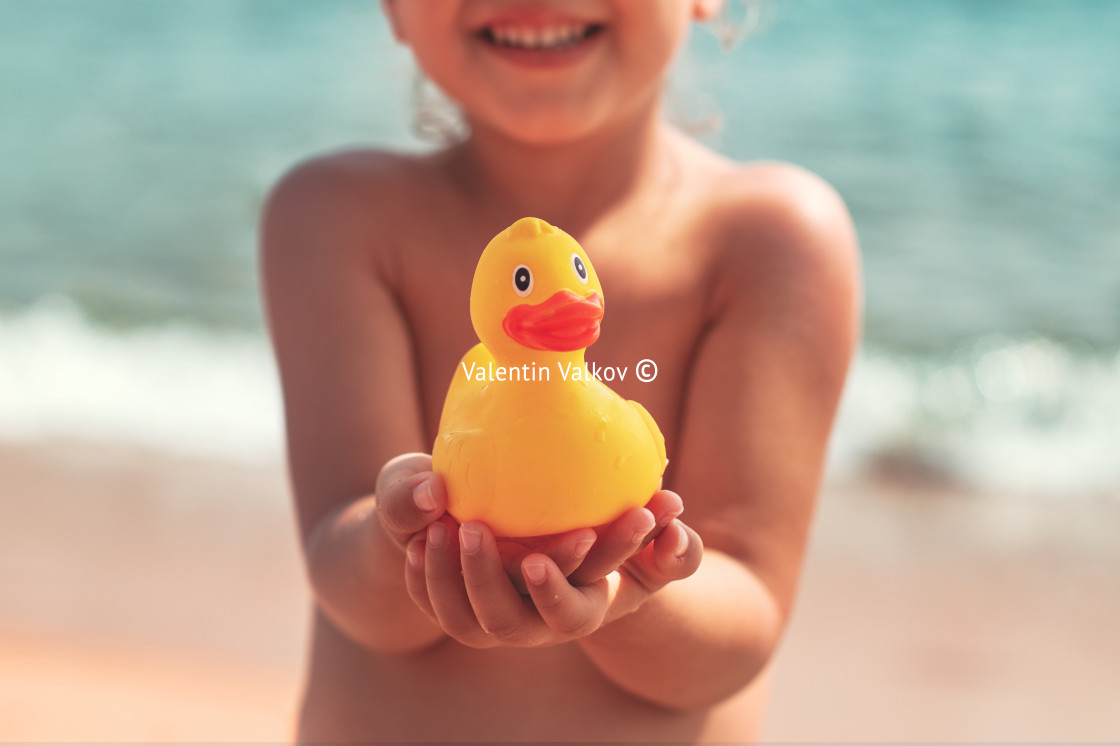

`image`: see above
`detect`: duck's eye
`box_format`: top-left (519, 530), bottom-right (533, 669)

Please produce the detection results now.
top-left (513, 264), bottom-right (533, 297)
top-left (572, 254), bottom-right (588, 283)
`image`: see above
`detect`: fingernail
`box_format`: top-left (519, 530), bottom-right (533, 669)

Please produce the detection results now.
top-left (574, 537), bottom-right (595, 559)
top-left (427, 521), bottom-right (447, 549)
top-left (660, 505), bottom-right (684, 527)
top-left (407, 540), bottom-right (423, 567)
top-left (460, 525), bottom-right (482, 555)
top-left (413, 480), bottom-right (437, 512)
top-left (673, 527), bottom-right (690, 558)
top-left (523, 561), bottom-right (547, 585)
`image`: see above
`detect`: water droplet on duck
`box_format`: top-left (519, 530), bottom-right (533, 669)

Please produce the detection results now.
top-left (594, 416), bottom-right (610, 442)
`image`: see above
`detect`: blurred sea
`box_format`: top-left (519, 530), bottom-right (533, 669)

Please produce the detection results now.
top-left (1, 0), bottom-right (1118, 495)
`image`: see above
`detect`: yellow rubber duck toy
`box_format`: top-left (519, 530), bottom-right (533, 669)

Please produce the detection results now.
top-left (432, 217), bottom-right (667, 538)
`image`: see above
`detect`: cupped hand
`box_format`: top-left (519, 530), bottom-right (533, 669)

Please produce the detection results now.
top-left (566, 489), bottom-right (687, 585)
top-left (484, 488), bottom-right (693, 593)
top-left (402, 490), bottom-right (703, 649)
top-left (374, 453), bottom-right (603, 586)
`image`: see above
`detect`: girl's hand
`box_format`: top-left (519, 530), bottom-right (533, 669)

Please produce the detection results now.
top-left (566, 490), bottom-right (688, 586)
top-left (374, 453), bottom-right (604, 585)
top-left (403, 491), bottom-right (703, 649)
top-left (493, 489), bottom-right (691, 593)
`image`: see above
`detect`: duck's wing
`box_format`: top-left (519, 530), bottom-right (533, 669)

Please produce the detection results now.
top-left (437, 343), bottom-right (494, 432)
top-left (445, 425), bottom-right (495, 509)
top-left (628, 399), bottom-right (668, 472)
top-left (435, 344), bottom-right (497, 519)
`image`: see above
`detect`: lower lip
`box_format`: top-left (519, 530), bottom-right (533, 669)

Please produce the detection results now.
top-left (479, 31), bottom-right (602, 70)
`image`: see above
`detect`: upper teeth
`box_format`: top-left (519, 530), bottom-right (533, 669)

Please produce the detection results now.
top-left (490, 24), bottom-right (590, 50)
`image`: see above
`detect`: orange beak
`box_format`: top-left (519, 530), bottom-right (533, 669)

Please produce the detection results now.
top-left (502, 290), bottom-right (604, 352)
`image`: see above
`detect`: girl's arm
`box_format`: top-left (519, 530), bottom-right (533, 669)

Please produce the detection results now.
top-left (259, 154), bottom-right (445, 654)
top-left (577, 165), bottom-right (862, 709)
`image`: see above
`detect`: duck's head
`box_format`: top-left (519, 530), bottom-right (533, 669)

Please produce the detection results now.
top-left (471, 217), bottom-right (604, 365)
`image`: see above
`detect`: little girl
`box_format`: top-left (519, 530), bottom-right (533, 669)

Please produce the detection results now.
top-left (260, 1), bottom-right (860, 742)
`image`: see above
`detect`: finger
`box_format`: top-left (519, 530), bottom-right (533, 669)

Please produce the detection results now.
top-left (628, 520), bottom-right (704, 591)
top-left (642, 490), bottom-right (685, 545)
top-left (459, 523), bottom-right (541, 643)
top-left (403, 536), bottom-right (435, 619)
top-left (523, 554), bottom-right (609, 639)
top-left (619, 490), bottom-right (686, 562)
top-left (374, 452), bottom-right (434, 509)
top-left (503, 528), bottom-right (597, 595)
top-left (536, 528), bottom-right (598, 577)
top-left (652, 520), bottom-right (703, 581)
top-left (582, 491), bottom-right (682, 573)
top-left (424, 517), bottom-right (489, 647)
top-left (377, 471), bottom-right (448, 544)
top-left (568, 507), bottom-right (656, 585)
top-left (375, 453), bottom-right (433, 490)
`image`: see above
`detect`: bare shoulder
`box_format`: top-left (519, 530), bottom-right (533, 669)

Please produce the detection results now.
top-left (697, 160), bottom-right (862, 338)
top-left (265, 147), bottom-right (432, 205)
top-left (259, 147), bottom-right (449, 293)
top-left (261, 148), bottom-right (429, 241)
top-left (704, 160), bottom-right (859, 278)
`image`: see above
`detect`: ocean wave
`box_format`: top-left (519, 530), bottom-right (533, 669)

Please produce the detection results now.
top-left (2, 298), bottom-right (1117, 496)
top-left (829, 338), bottom-right (1120, 497)
top-left (0, 297), bottom-right (283, 463)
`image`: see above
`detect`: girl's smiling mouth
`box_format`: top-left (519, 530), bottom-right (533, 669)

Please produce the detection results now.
top-left (480, 23), bottom-right (603, 51)
top-left (474, 13), bottom-right (606, 68)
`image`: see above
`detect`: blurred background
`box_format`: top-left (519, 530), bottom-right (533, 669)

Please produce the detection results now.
top-left (1, 0), bottom-right (1117, 741)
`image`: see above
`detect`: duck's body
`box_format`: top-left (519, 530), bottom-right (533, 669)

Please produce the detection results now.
top-left (432, 218), bottom-right (667, 538)
top-left (436, 342), bottom-right (666, 537)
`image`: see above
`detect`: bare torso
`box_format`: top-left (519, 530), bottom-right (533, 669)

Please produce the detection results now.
top-left (274, 134), bottom-right (840, 742)
top-left (299, 610), bottom-right (770, 742)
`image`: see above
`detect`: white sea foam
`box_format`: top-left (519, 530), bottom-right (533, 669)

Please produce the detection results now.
top-left (827, 339), bottom-right (1120, 497)
top-left (2, 299), bottom-right (1117, 496)
top-left (0, 297), bottom-right (284, 463)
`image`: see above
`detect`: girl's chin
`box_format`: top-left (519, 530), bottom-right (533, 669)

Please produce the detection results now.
top-left (467, 103), bottom-right (616, 146)
top-left (486, 118), bottom-right (603, 147)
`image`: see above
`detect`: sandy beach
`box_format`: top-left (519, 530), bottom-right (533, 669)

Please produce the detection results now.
top-left (1, 439), bottom-right (1117, 742)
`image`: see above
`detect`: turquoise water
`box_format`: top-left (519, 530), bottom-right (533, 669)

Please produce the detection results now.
top-left (1, 0), bottom-right (1118, 492)
top-left (0, 0), bottom-right (414, 329)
